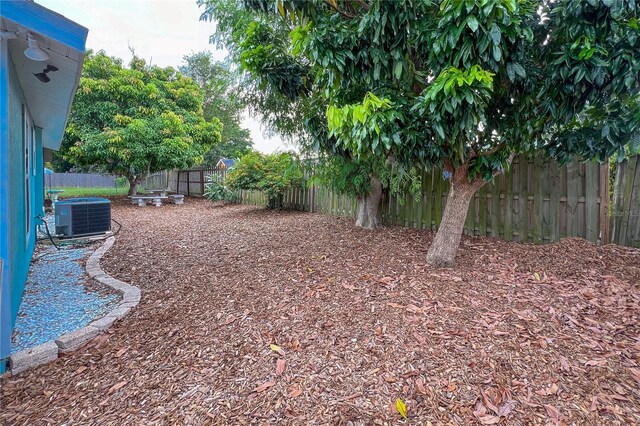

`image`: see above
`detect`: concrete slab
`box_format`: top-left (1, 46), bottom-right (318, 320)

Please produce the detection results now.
top-left (105, 304), bottom-right (132, 320)
top-left (102, 277), bottom-right (131, 293)
top-left (89, 315), bottom-right (117, 331)
top-left (123, 288), bottom-right (141, 304)
top-left (55, 326), bottom-right (99, 353)
top-left (9, 341), bottom-right (59, 374)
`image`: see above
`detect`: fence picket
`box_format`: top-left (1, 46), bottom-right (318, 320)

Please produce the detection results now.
top-left (434, 173), bottom-right (443, 230)
top-left (618, 157), bottom-right (637, 245)
top-left (478, 185), bottom-right (487, 237)
top-left (566, 162), bottom-right (580, 237)
top-left (504, 164), bottom-right (514, 240)
top-left (517, 155), bottom-right (529, 241)
top-left (585, 162), bottom-right (599, 242)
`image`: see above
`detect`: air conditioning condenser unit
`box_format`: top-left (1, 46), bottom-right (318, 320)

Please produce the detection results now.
top-left (55, 197), bottom-right (111, 237)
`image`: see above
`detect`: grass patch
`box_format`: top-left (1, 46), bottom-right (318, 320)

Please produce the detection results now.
top-left (53, 186), bottom-right (129, 198)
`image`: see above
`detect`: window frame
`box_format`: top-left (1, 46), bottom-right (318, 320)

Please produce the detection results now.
top-left (23, 105), bottom-right (32, 245)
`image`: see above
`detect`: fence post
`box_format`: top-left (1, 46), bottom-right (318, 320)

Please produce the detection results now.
top-left (599, 161), bottom-right (610, 244)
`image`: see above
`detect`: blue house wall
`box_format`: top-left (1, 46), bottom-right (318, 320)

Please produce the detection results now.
top-left (0, 41), bottom-right (42, 366)
top-left (0, 38), bottom-right (10, 370)
top-left (1, 0), bottom-right (87, 372)
top-left (9, 52), bottom-right (39, 322)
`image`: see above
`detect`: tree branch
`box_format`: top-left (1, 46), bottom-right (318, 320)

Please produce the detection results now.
top-left (478, 142), bottom-right (506, 157)
top-left (353, 0), bottom-right (371, 11)
top-left (324, 0), bottom-right (356, 19)
top-left (491, 152), bottom-right (516, 178)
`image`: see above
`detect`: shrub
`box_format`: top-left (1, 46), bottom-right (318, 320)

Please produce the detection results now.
top-left (226, 151), bottom-right (303, 209)
top-left (204, 174), bottom-right (237, 204)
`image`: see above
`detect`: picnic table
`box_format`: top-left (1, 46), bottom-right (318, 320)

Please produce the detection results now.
top-left (145, 189), bottom-right (169, 197)
top-left (129, 193), bottom-right (184, 207)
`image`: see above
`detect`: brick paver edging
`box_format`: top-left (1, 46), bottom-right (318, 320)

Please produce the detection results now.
top-left (8, 237), bottom-right (140, 374)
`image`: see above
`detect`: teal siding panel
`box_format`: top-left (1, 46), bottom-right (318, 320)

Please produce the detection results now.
top-left (0, 38), bottom-right (10, 366)
top-left (1, 51), bottom-right (39, 367)
top-left (8, 54), bottom-right (31, 326)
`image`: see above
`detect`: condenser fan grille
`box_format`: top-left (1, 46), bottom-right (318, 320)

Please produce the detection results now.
top-left (70, 203), bottom-right (111, 236)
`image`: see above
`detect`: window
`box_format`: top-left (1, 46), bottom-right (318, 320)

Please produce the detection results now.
top-left (31, 127), bottom-right (36, 176)
top-left (23, 106), bottom-right (31, 244)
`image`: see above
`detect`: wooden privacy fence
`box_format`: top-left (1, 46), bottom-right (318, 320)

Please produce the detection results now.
top-left (47, 173), bottom-right (117, 188)
top-left (277, 155), bottom-right (610, 245)
top-left (172, 154), bottom-right (640, 247)
top-left (610, 156), bottom-right (640, 248)
top-left (142, 171), bottom-right (168, 190)
top-left (155, 168), bottom-right (227, 196)
top-left (141, 168), bottom-right (228, 195)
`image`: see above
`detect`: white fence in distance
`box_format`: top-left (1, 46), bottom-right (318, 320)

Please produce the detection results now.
top-left (47, 173), bottom-right (117, 188)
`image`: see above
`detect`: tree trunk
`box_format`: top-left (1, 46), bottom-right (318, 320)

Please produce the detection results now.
top-left (127, 164), bottom-right (150, 196)
top-left (127, 176), bottom-right (142, 196)
top-left (267, 194), bottom-right (284, 210)
top-left (426, 167), bottom-right (486, 267)
top-left (355, 175), bottom-right (382, 229)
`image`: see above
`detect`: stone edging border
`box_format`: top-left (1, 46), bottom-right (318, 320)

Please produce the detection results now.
top-left (8, 236), bottom-right (140, 374)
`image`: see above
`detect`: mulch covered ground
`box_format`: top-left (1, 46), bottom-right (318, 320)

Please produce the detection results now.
top-left (2, 197), bottom-right (639, 425)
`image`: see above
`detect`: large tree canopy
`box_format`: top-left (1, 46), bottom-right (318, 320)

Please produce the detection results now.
top-left (205, 0), bottom-right (640, 266)
top-left (199, 0), bottom-right (314, 140)
top-left (179, 51), bottom-right (253, 165)
top-left (200, 0), bottom-right (422, 230)
top-left (63, 51), bottom-right (222, 195)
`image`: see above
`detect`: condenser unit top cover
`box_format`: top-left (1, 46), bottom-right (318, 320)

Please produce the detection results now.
top-left (55, 197), bottom-right (111, 237)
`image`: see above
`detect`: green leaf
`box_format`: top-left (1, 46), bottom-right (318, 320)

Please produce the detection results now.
top-left (489, 23), bottom-right (501, 45)
top-left (394, 62), bottom-right (403, 80)
top-left (506, 63), bottom-right (515, 81)
top-left (513, 63), bottom-right (526, 78)
top-left (467, 16), bottom-right (479, 32)
top-left (492, 45), bottom-right (502, 62)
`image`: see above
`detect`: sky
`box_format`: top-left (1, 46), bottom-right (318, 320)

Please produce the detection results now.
top-left (37, 0), bottom-right (288, 154)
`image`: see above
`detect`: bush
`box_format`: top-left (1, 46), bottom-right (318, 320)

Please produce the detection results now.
top-left (226, 151), bottom-right (303, 209)
top-left (204, 174), bottom-right (237, 204)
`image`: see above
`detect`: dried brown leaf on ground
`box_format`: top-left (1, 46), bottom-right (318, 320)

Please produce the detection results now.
top-left (545, 404), bottom-right (562, 422)
top-left (113, 347), bottom-right (128, 358)
top-left (253, 381), bottom-right (276, 393)
top-left (107, 381), bottom-right (127, 394)
top-left (288, 387), bottom-right (303, 398)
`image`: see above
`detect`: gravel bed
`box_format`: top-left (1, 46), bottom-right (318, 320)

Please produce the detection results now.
top-left (10, 242), bottom-right (120, 353)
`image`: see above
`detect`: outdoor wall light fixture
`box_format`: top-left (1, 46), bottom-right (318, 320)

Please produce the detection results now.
top-left (34, 64), bottom-right (58, 83)
top-left (0, 31), bottom-right (18, 40)
top-left (24, 33), bottom-right (49, 61)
